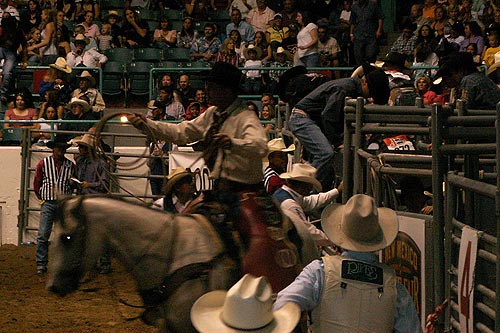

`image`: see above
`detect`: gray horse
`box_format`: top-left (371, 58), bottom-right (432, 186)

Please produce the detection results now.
top-left (46, 195), bottom-right (239, 333)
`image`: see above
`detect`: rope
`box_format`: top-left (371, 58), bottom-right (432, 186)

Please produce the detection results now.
top-left (424, 298), bottom-right (450, 333)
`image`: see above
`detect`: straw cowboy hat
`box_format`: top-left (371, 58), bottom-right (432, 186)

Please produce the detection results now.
top-left (49, 57), bottom-right (72, 74)
top-left (77, 70), bottom-right (96, 86)
top-left (66, 97), bottom-right (91, 112)
top-left (273, 46), bottom-right (292, 61)
top-left (72, 133), bottom-right (96, 148)
top-left (243, 44), bottom-right (263, 59)
top-left (104, 10), bottom-right (122, 21)
top-left (280, 163), bottom-right (322, 192)
top-left (47, 135), bottom-right (71, 149)
top-left (321, 194), bottom-right (399, 252)
top-left (190, 274), bottom-right (300, 333)
top-left (266, 138), bottom-right (295, 158)
top-left (487, 52), bottom-right (500, 76)
top-left (74, 33), bottom-right (90, 45)
top-left (162, 167), bottom-right (192, 195)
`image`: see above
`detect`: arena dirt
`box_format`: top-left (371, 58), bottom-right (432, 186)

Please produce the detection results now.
top-left (0, 244), bottom-right (157, 333)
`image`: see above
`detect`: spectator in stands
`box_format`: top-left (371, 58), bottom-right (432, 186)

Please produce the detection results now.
top-left (3, 89), bottom-right (37, 130)
top-left (436, 52), bottom-right (500, 109)
top-left (36, 100), bottom-right (59, 144)
top-left (415, 74), bottom-right (437, 105)
top-left (75, 0), bottom-right (101, 23)
top-left (56, 10), bottom-right (72, 56)
top-left (246, 0), bottom-right (275, 33)
top-left (147, 85), bottom-right (186, 120)
top-left (459, 21), bottom-right (484, 53)
top-left (57, 0), bottom-right (77, 21)
top-left (229, 0), bottom-right (256, 20)
top-left (153, 167), bottom-right (203, 213)
top-left (27, 27), bottom-right (42, 65)
top-left (103, 10), bottom-right (123, 48)
top-left (33, 136), bottom-right (75, 275)
top-left (390, 20), bottom-right (418, 61)
top-left (80, 11), bottom-right (100, 39)
top-left (190, 22), bottom-right (221, 63)
top-left (349, 0), bottom-right (384, 66)
top-left (431, 5), bottom-right (447, 37)
top-left (228, 29), bottom-right (245, 58)
top-left (246, 30), bottom-right (272, 62)
top-left (482, 31), bottom-right (500, 66)
top-left (485, 8), bottom-right (500, 36)
top-left (195, 88), bottom-right (209, 112)
top-left (279, 64), bottom-right (389, 191)
top-left (185, 101), bottom-right (202, 120)
top-left (0, 13), bottom-right (28, 104)
top-left (29, 9), bottom-right (58, 65)
top-left (216, 37), bottom-right (243, 67)
top-left (263, 138), bottom-right (293, 194)
top-left (226, 8), bottom-right (255, 45)
top-left (413, 42), bottom-right (439, 79)
top-left (272, 163), bottom-right (340, 250)
top-left (96, 23), bottom-right (114, 51)
top-left (39, 89), bottom-right (65, 121)
top-left (423, 0), bottom-right (437, 21)
top-left (0, 0), bottom-right (18, 22)
top-left (260, 104), bottom-right (275, 132)
top-left (416, 24), bottom-right (438, 51)
top-left (281, 22), bottom-right (298, 59)
top-left (71, 70), bottom-right (106, 115)
top-left (409, 3), bottom-right (430, 34)
top-left (153, 15), bottom-right (178, 51)
top-left (177, 74), bottom-right (196, 109)
top-left (185, 0), bottom-right (210, 22)
top-left (39, 57), bottom-right (72, 106)
top-left (242, 44), bottom-right (264, 93)
top-left (465, 42), bottom-right (482, 63)
top-left (487, 56), bottom-right (500, 88)
top-left (317, 24), bottom-right (340, 75)
top-left (261, 92), bottom-right (275, 109)
top-left (447, 5), bottom-right (464, 36)
top-left (279, 0), bottom-right (298, 29)
top-left (72, 24), bottom-right (99, 51)
top-left (59, 96), bottom-right (100, 137)
top-left (120, 8), bottom-right (150, 48)
top-left (296, 10), bottom-right (320, 68)
top-left (177, 16), bottom-right (198, 49)
top-left (266, 13), bottom-right (288, 52)
top-left (20, 0), bottom-right (42, 35)
top-left (478, 0), bottom-right (496, 29)
top-left (67, 34), bottom-right (108, 68)
top-left (459, 0), bottom-right (473, 22)
top-left (267, 46), bottom-right (292, 93)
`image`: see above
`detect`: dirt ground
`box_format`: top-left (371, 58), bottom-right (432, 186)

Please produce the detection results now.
top-left (0, 244), bottom-right (157, 333)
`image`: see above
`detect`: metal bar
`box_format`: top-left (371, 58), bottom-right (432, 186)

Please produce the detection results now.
top-left (440, 144), bottom-right (496, 155)
top-left (444, 177), bottom-right (455, 329)
top-left (359, 125), bottom-right (430, 135)
top-left (447, 173), bottom-right (496, 198)
top-left (342, 116), bottom-right (353, 202)
top-left (17, 128), bottom-right (29, 245)
top-left (352, 97), bottom-right (364, 194)
top-left (495, 102), bottom-right (500, 333)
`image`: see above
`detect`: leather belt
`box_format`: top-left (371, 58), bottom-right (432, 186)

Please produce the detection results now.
top-left (292, 108), bottom-right (309, 117)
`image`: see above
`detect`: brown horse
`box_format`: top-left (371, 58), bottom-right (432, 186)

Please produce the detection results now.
top-left (47, 194), bottom-right (316, 332)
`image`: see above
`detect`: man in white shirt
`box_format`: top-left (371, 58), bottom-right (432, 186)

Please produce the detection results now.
top-left (66, 34), bottom-right (108, 68)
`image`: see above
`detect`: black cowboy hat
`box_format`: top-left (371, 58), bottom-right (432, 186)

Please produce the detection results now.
top-left (381, 51), bottom-right (410, 70)
top-left (277, 66), bottom-right (308, 101)
top-left (363, 64), bottom-right (390, 105)
top-left (434, 52), bottom-right (477, 82)
top-left (202, 62), bottom-right (243, 91)
top-left (47, 135), bottom-right (71, 149)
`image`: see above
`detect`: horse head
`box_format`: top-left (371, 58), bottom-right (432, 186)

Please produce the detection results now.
top-left (46, 195), bottom-right (90, 296)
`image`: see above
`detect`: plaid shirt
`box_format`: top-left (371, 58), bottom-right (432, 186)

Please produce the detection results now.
top-left (459, 71), bottom-right (500, 109)
top-left (390, 34), bottom-right (418, 57)
top-left (190, 36), bottom-right (222, 60)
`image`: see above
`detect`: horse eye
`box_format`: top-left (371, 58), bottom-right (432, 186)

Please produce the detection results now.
top-left (61, 234), bottom-right (73, 244)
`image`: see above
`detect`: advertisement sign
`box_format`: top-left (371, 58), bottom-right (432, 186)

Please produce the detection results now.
top-left (169, 151), bottom-right (212, 192)
top-left (381, 214), bottom-right (427, 327)
top-left (458, 226), bottom-right (479, 333)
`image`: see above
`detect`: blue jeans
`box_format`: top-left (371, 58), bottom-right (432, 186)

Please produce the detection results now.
top-left (36, 200), bottom-right (58, 269)
top-left (299, 53), bottom-right (321, 68)
top-left (353, 37), bottom-right (378, 66)
top-left (288, 113), bottom-right (335, 191)
top-left (0, 47), bottom-right (16, 96)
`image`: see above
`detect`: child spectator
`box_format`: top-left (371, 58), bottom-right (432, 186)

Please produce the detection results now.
top-left (482, 31), bottom-right (500, 66)
top-left (267, 46), bottom-right (292, 93)
top-left (242, 45), bottom-right (264, 94)
top-left (185, 101), bottom-right (202, 120)
top-left (96, 23), bottom-right (114, 51)
top-left (466, 42), bottom-right (482, 63)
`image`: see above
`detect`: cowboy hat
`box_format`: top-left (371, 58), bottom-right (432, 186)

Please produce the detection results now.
top-left (277, 65), bottom-right (308, 102)
top-left (104, 10), bottom-right (122, 21)
top-left (363, 64), bottom-right (390, 105)
top-left (66, 97), bottom-right (91, 112)
top-left (47, 135), bottom-right (71, 149)
top-left (74, 33), bottom-right (90, 45)
top-left (321, 194), bottom-right (399, 252)
top-left (243, 44), bottom-right (263, 60)
top-left (162, 167), bottom-right (192, 195)
top-left (280, 163), bottom-right (322, 192)
top-left (273, 46), bottom-right (292, 61)
top-left (49, 57), bottom-right (72, 74)
top-left (202, 62), bottom-right (243, 91)
top-left (72, 133), bottom-right (96, 148)
top-left (266, 138), bottom-right (295, 158)
top-left (191, 274), bottom-right (300, 333)
top-left (77, 70), bottom-right (96, 86)
top-left (379, 51), bottom-right (411, 70)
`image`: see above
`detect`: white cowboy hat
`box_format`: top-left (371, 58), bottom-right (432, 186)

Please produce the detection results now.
top-left (74, 33), bottom-right (90, 45)
top-left (243, 44), bottom-right (263, 59)
top-left (266, 138), bottom-right (295, 158)
top-left (280, 163), bottom-right (322, 192)
top-left (162, 167), bottom-right (192, 195)
top-left (321, 194), bottom-right (399, 252)
top-left (191, 274), bottom-right (300, 333)
top-left (72, 133), bottom-right (96, 148)
top-left (77, 70), bottom-right (96, 86)
top-left (274, 46), bottom-right (292, 61)
top-left (66, 97), bottom-right (91, 112)
top-left (49, 57), bottom-right (72, 74)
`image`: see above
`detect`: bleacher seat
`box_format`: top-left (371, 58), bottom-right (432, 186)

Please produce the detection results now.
top-left (163, 48), bottom-right (191, 62)
top-left (134, 48), bottom-right (163, 62)
top-left (138, 8), bottom-right (160, 21)
top-left (104, 48), bottom-right (134, 63)
top-left (102, 61), bottom-right (126, 103)
top-left (100, 0), bottom-right (124, 10)
top-left (127, 62), bottom-right (154, 98)
top-left (2, 128), bottom-right (23, 144)
top-left (163, 9), bottom-right (184, 20)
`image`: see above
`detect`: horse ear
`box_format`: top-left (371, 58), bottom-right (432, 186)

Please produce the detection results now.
top-left (59, 196), bottom-right (84, 232)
